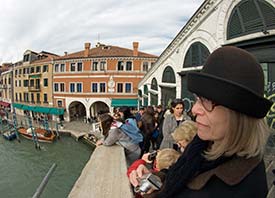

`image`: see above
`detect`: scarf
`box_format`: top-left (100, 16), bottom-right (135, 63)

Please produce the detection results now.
top-left (156, 135), bottom-right (231, 198)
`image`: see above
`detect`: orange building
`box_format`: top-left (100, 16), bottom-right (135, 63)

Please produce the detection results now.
top-left (53, 42), bottom-right (158, 121)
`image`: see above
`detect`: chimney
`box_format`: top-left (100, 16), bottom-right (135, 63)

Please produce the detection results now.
top-left (64, 51), bottom-right (68, 56)
top-left (84, 42), bottom-right (91, 57)
top-left (133, 42), bottom-right (139, 56)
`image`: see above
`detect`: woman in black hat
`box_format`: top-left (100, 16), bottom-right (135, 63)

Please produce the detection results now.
top-left (129, 46), bottom-right (272, 198)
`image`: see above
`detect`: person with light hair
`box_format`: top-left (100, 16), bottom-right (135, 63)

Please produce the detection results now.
top-left (171, 120), bottom-right (197, 152)
top-left (127, 148), bottom-right (180, 175)
top-left (129, 46), bottom-right (272, 198)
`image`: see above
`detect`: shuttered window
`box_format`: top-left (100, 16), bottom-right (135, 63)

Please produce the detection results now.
top-left (144, 85), bottom-right (148, 95)
top-left (162, 66), bottom-right (176, 83)
top-left (227, 0), bottom-right (275, 40)
top-left (183, 42), bottom-right (210, 68)
top-left (151, 78), bottom-right (158, 91)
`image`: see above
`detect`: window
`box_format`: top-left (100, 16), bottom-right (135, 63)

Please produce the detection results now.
top-left (23, 68), bottom-right (28, 74)
top-left (23, 80), bottom-right (29, 87)
top-left (37, 93), bottom-right (40, 103)
top-left (57, 100), bottom-right (63, 107)
top-left (60, 64), bottom-right (65, 72)
top-left (43, 65), bottom-right (48, 72)
top-left (70, 83), bottom-right (75, 92)
top-left (43, 93), bottom-right (48, 103)
top-left (15, 70), bottom-right (18, 76)
top-left (77, 62), bottom-right (83, 71)
top-left (30, 79), bottom-right (34, 87)
top-left (19, 80), bottom-right (21, 87)
top-left (70, 63), bottom-right (76, 72)
top-left (117, 83), bottom-right (123, 93)
top-left (54, 64), bottom-right (59, 72)
top-left (23, 54), bottom-right (30, 62)
top-left (183, 42), bottom-right (210, 68)
top-left (19, 93), bottom-right (22, 101)
top-left (24, 93), bottom-right (29, 102)
top-left (19, 69), bottom-right (22, 75)
top-left (126, 61), bottom-right (132, 71)
top-left (99, 83), bottom-right (105, 92)
top-left (92, 62), bottom-right (98, 71)
top-left (15, 80), bottom-right (17, 87)
top-left (31, 93), bottom-right (34, 103)
top-left (76, 83), bottom-right (82, 92)
top-left (100, 61), bottom-right (106, 71)
top-left (30, 67), bottom-right (35, 73)
top-left (143, 62), bottom-right (149, 71)
top-left (125, 83), bottom-right (131, 93)
top-left (60, 83), bottom-right (65, 92)
top-left (44, 79), bottom-right (48, 87)
top-left (54, 83), bottom-right (59, 92)
top-left (92, 83), bottom-right (98, 92)
top-left (36, 66), bottom-right (41, 73)
top-left (117, 61), bottom-right (124, 71)
top-left (15, 93), bottom-right (18, 101)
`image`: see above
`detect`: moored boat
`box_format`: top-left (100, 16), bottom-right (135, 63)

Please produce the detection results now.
top-left (82, 133), bottom-right (98, 146)
top-left (18, 127), bottom-right (55, 143)
top-left (2, 130), bottom-right (17, 141)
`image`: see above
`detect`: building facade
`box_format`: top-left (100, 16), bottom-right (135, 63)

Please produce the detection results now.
top-left (0, 63), bottom-right (13, 109)
top-left (12, 50), bottom-right (62, 120)
top-left (138, 0), bottom-right (275, 117)
top-left (53, 42), bottom-right (157, 121)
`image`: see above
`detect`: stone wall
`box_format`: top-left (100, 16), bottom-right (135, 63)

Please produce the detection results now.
top-left (69, 145), bottom-right (133, 198)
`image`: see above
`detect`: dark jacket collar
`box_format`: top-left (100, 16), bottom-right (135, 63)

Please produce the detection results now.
top-left (187, 156), bottom-right (262, 190)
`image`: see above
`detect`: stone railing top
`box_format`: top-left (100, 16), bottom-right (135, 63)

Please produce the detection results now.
top-left (69, 145), bottom-right (133, 198)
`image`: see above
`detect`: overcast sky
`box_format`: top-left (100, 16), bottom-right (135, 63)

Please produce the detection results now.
top-left (0, 0), bottom-right (204, 64)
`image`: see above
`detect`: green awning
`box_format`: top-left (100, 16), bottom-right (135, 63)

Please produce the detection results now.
top-left (29, 74), bottom-right (41, 78)
top-left (32, 106), bottom-right (64, 115)
top-left (12, 103), bottom-right (64, 115)
top-left (13, 103), bottom-right (23, 109)
top-left (111, 99), bottom-right (138, 107)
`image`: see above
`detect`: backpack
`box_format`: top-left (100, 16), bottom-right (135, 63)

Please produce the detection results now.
top-left (119, 118), bottom-right (143, 144)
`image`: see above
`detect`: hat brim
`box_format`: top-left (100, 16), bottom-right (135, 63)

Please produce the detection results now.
top-left (187, 72), bottom-right (272, 118)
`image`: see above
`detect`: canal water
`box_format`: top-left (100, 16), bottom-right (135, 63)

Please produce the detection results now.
top-left (0, 133), bottom-right (93, 198)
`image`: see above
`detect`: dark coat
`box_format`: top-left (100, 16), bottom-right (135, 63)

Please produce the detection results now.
top-left (174, 156), bottom-right (268, 198)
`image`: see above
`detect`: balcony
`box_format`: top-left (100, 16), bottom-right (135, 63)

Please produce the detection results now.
top-left (28, 86), bottom-right (41, 92)
top-left (29, 74), bottom-right (41, 79)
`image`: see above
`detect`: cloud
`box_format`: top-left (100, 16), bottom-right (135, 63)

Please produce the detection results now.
top-left (0, 0), bottom-right (204, 63)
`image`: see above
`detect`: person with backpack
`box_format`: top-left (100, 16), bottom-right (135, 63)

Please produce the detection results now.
top-left (96, 113), bottom-right (141, 167)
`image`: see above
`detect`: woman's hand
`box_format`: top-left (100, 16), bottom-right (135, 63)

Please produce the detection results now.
top-left (96, 139), bottom-right (103, 146)
top-left (129, 164), bottom-right (151, 187)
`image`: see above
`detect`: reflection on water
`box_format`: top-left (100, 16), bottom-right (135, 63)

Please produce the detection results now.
top-left (0, 133), bottom-right (93, 198)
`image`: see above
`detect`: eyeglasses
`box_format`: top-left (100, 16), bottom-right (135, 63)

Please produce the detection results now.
top-left (193, 94), bottom-right (217, 112)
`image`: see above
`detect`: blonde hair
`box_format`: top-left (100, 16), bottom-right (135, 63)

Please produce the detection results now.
top-left (205, 109), bottom-right (271, 160)
top-left (171, 120), bottom-right (197, 142)
top-left (156, 148), bottom-right (180, 170)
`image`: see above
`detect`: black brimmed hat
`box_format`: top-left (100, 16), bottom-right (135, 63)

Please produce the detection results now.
top-left (187, 46), bottom-right (272, 118)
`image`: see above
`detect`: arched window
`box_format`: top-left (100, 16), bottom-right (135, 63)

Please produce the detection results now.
top-left (227, 0), bottom-right (275, 40)
top-left (144, 85), bottom-right (148, 95)
top-left (138, 89), bottom-right (142, 97)
top-left (183, 42), bottom-right (210, 68)
top-left (151, 78), bottom-right (158, 91)
top-left (162, 66), bottom-right (176, 83)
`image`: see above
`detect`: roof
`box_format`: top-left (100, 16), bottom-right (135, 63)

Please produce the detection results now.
top-left (55, 44), bottom-right (158, 60)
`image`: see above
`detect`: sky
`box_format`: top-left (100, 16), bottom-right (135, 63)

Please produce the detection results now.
top-left (0, 0), bottom-right (204, 64)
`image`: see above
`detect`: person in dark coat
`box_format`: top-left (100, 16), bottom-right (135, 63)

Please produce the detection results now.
top-left (128, 46), bottom-right (272, 198)
top-left (138, 106), bottom-right (156, 154)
